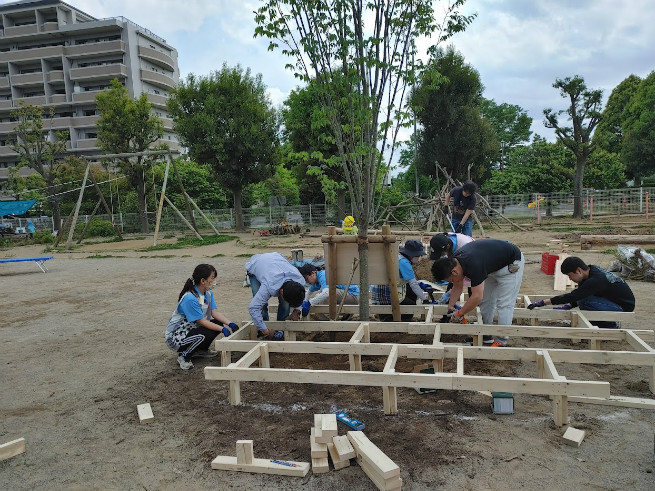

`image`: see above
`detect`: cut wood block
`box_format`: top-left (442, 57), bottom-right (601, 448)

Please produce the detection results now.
top-left (562, 426), bottom-right (586, 447)
top-left (313, 414), bottom-right (332, 443)
top-left (312, 456), bottom-right (329, 474)
top-left (236, 440), bottom-right (254, 465)
top-left (137, 403), bottom-right (154, 424)
top-left (358, 456), bottom-right (402, 491)
top-left (211, 456), bottom-right (310, 477)
top-left (0, 438), bottom-right (25, 461)
top-left (332, 435), bottom-right (356, 460)
top-left (321, 413), bottom-right (338, 437)
top-left (347, 431), bottom-right (400, 479)
top-left (327, 442), bottom-right (350, 470)
top-left (310, 428), bottom-right (328, 458)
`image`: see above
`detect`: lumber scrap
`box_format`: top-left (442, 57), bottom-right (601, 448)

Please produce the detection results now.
top-left (348, 431), bottom-right (401, 490)
top-left (211, 440), bottom-right (309, 477)
top-left (312, 456), bottom-right (329, 474)
top-left (0, 438), bottom-right (25, 461)
top-left (562, 427), bottom-right (586, 447)
top-left (332, 435), bottom-right (356, 460)
top-left (581, 234), bottom-right (655, 250)
top-left (136, 403), bottom-right (154, 424)
top-left (327, 442), bottom-right (350, 470)
top-left (310, 428), bottom-right (328, 458)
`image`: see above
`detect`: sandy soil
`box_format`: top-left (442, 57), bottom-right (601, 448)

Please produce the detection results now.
top-left (1, 221), bottom-right (655, 490)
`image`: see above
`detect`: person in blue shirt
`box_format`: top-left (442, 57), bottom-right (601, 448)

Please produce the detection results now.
top-left (27, 220), bottom-right (36, 238)
top-left (245, 252), bottom-right (306, 339)
top-left (165, 264), bottom-right (238, 370)
top-left (371, 239), bottom-right (430, 321)
top-left (444, 180), bottom-right (477, 236)
top-left (297, 263), bottom-right (360, 319)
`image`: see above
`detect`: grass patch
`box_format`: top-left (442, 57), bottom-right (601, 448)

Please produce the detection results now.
top-left (236, 253), bottom-right (254, 257)
top-left (139, 255), bottom-right (177, 259)
top-left (210, 253), bottom-right (225, 258)
top-left (138, 234), bottom-right (237, 251)
top-left (88, 254), bottom-right (125, 259)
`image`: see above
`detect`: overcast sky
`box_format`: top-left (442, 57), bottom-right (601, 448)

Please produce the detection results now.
top-left (7, 0), bottom-right (654, 143)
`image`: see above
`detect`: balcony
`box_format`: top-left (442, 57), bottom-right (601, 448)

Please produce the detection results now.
top-left (0, 120), bottom-right (16, 133)
top-left (146, 93), bottom-right (168, 108)
top-left (161, 117), bottom-right (174, 131)
top-left (11, 72), bottom-right (44, 86)
top-left (47, 70), bottom-right (65, 83)
top-left (49, 94), bottom-right (67, 104)
top-left (14, 95), bottom-right (46, 105)
top-left (1, 45), bottom-right (65, 63)
top-left (41, 22), bottom-right (59, 32)
top-left (0, 77), bottom-right (8, 89)
top-left (69, 63), bottom-right (127, 82)
top-left (138, 46), bottom-right (175, 71)
top-left (76, 138), bottom-right (99, 150)
top-left (65, 40), bottom-right (125, 58)
top-left (0, 100), bottom-right (12, 109)
top-left (72, 115), bottom-right (99, 126)
top-left (4, 24), bottom-right (39, 37)
top-left (0, 146), bottom-right (19, 156)
top-left (140, 69), bottom-right (175, 90)
top-left (45, 116), bottom-right (72, 130)
top-left (72, 90), bottom-right (101, 103)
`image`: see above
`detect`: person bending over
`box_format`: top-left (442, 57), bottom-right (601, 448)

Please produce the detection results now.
top-left (527, 256), bottom-right (635, 328)
top-left (245, 252), bottom-right (306, 339)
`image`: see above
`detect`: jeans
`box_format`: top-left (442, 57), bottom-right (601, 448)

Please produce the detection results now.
top-left (249, 274), bottom-right (291, 321)
top-left (577, 296), bottom-right (623, 328)
top-left (451, 218), bottom-right (473, 237)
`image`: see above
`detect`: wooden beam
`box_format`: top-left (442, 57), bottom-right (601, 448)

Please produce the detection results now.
top-left (137, 403), bottom-right (154, 424)
top-left (382, 225), bottom-right (401, 322)
top-left (0, 438), bottom-right (25, 461)
top-left (211, 456), bottom-right (310, 477)
top-left (569, 395), bottom-right (655, 409)
top-left (236, 440), bottom-right (254, 465)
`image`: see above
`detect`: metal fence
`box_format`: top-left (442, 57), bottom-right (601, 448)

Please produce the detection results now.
top-left (2, 187), bottom-right (654, 234)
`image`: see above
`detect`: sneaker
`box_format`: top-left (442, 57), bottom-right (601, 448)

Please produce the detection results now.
top-left (482, 335), bottom-right (494, 345)
top-left (177, 355), bottom-right (194, 370)
top-left (490, 340), bottom-right (507, 348)
top-left (192, 349), bottom-right (218, 358)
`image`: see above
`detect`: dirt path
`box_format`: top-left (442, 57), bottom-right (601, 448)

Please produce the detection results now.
top-left (1, 225), bottom-right (654, 490)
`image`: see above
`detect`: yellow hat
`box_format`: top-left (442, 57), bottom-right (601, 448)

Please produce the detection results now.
top-left (343, 216), bottom-right (355, 227)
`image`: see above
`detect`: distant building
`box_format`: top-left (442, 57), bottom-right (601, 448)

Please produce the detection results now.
top-left (0, 0), bottom-right (180, 183)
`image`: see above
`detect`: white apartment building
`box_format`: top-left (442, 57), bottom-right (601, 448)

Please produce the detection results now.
top-left (0, 0), bottom-right (180, 182)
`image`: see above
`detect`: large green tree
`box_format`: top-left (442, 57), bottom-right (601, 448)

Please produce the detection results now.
top-left (10, 104), bottom-right (68, 232)
top-left (255, 0), bottom-right (475, 318)
top-left (594, 74), bottom-right (641, 155)
top-left (168, 65), bottom-right (279, 230)
top-left (479, 98), bottom-right (532, 169)
top-left (96, 79), bottom-right (164, 233)
top-left (411, 46), bottom-right (496, 182)
top-left (622, 71), bottom-right (655, 181)
top-left (544, 75), bottom-right (602, 218)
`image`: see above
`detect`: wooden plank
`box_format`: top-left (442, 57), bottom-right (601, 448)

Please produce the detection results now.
top-left (332, 435), bottom-right (356, 460)
top-left (322, 237), bottom-right (397, 284)
top-left (357, 456), bottom-right (402, 490)
top-left (327, 442), bottom-right (350, 470)
top-left (137, 403), bottom-right (154, 424)
top-left (581, 234), bottom-right (655, 249)
top-left (569, 395), bottom-right (655, 409)
top-left (383, 345), bottom-right (399, 372)
top-left (382, 225), bottom-right (401, 322)
top-left (211, 456), bottom-right (310, 477)
top-left (456, 347), bottom-right (464, 375)
top-left (236, 440), bottom-right (254, 465)
top-left (310, 428), bottom-right (328, 458)
top-left (233, 343), bottom-right (264, 368)
top-left (625, 330), bottom-right (655, 353)
top-left (562, 427), bottom-right (586, 447)
top-left (259, 343), bottom-right (270, 368)
top-left (320, 413), bottom-right (338, 439)
top-left (347, 431), bottom-right (400, 479)
top-left (206, 367), bottom-right (610, 398)
top-left (0, 438), bottom-right (25, 461)
top-left (312, 456), bottom-right (329, 473)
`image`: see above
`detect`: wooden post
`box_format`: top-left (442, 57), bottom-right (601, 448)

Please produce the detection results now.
top-left (590, 197), bottom-right (594, 222)
top-left (76, 199), bottom-right (102, 244)
top-left (87, 166), bottom-right (122, 238)
top-left (65, 162), bottom-right (90, 250)
top-left (646, 192), bottom-right (649, 220)
top-left (536, 195), bottom-right (541, 225)
top-left (382, 225), bottom-right (400, 322)
top-left (153, 159), bottom-right (170, 246)
top-left (327, 226), bottom-right (338, 320)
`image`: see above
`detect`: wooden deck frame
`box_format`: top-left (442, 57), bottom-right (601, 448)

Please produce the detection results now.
top-left (208, 319), bottom-right (655, 424)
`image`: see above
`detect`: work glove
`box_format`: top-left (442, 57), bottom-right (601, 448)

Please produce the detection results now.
top-left (228, 322), bottom-right (239, 333)
top-left (439, 291), bottom-right (451, 304)
top-left (301, 300), bottom-right (311, 317)
top-left (448, 308), bottom-right (467, 324)
top-left (272, 330), bottom-right (284, 341)
top-left (455, 223), bottom-right (463, 234)
top-left (221, 327), bottom-right (231, 337)
top-left (423, 299), bottom-right (439, 304)
top-left (554, 304), bottom-right (572, 310)
top-left (527, 300), bottom-right (546, 310)
top-left (418, 281), bottom-right (432, 292)
top-left (442, 205), bottom-right (449, 215)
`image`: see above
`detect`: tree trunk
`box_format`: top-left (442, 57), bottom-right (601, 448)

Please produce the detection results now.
top-left (233, 188), bottom-right (245, 231)
top-left (51, 196), bottom-right (61, 234)
top-left (337, 187), bottom-right (346, 219)
top-left (136, 173), bottom-right (150, 233)
top-left (357, 230), bottom-right (370, 321)
top-left (573, 157), bottom-right (585, 219)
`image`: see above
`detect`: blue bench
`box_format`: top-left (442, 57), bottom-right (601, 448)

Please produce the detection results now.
top-left (0, 256), bottom-right (53, 273)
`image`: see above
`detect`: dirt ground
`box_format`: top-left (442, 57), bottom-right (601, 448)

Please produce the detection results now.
top-left (1, 220), bottom-right (655, 490)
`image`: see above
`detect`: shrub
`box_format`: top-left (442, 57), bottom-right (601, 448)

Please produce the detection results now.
top-left (32, 230), bottom-right (55, 244)
top-left (75, 219), bottom-right (116, 238)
